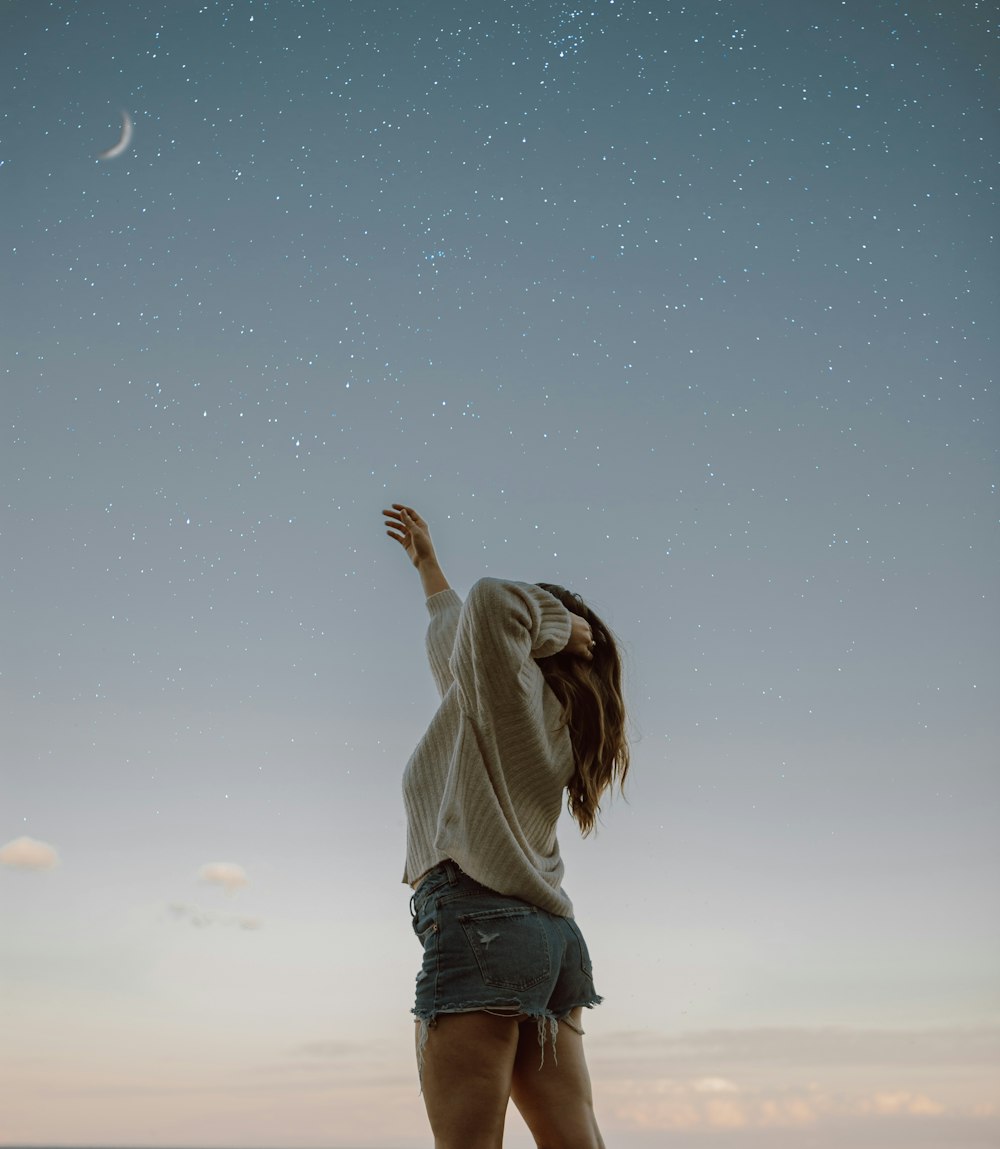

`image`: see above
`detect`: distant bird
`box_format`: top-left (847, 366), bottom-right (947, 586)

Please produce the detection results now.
top-left (98, 110), bottom-right (133, 160)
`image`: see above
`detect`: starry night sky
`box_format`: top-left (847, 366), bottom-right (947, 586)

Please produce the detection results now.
top-left (2, 2), bottom-right (998, 1147)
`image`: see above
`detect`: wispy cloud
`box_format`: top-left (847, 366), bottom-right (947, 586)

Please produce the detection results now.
top-left (595, 1024), bottom-right (1000, 1067)
top-left (605, 1077), bottom-right (976, 1132)
top-left (590, 1024), bottom-right (1000, 1135)
top-left (168, 902), bottom-right (261, 930)
top-left (198, 860), bottom-right (248, 893)
top-left (0, 836), bottom-right (59, 871)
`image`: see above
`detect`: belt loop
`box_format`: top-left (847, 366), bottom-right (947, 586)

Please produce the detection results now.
top-left (445, 859), bottom-right (459, 886)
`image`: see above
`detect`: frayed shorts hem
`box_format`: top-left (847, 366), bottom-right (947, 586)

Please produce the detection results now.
top-left (412, 995), bottom-right (603, 1086)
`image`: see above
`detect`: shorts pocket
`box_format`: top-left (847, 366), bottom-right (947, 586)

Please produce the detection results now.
top-left (458, 906), bottom-right (551, 991)
top-left (415, 919), bottom-right (439, 947)
top-left (411, 900), bottom-right (439, 948)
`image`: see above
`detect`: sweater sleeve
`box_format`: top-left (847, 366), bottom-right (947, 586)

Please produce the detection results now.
top-left (424, 588), bottom-right (463, 699)
top-left (449, 578), bottom-right (572, 718)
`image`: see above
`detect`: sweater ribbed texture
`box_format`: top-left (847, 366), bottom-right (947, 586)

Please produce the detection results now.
top-left (402, 578), bottom-right (576, 917)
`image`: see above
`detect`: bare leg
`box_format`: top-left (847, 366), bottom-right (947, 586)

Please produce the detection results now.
top-left (418, 1012), bottom-right (522, 1149)
top-left (509, 1008), bottom-right (605, 1149)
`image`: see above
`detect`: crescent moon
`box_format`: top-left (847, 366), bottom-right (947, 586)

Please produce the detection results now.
top-left (98, 110), bottom-right (133, 160)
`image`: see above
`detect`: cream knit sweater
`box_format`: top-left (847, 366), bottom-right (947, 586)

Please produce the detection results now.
top-left (402, 577), bottom-right (576, 917)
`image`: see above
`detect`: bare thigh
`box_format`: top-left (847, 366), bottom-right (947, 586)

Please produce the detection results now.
top-left (510, 1008), bottom-right (606, 1149)
top-left (418, 1012), bottom-right (522, 1149)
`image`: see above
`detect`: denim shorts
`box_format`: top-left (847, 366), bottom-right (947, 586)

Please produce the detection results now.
top-left (409, 859), bottom-right (602, 1077)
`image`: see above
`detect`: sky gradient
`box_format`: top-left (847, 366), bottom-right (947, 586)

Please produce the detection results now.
top-left (2, 1), bottom-right (998, 1147)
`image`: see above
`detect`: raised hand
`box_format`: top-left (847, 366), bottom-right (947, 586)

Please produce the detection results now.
top-left (383, 504), bottom-right (450, 596)
top-left (383, 504), bottom-right (437, 567)
top-left (564, 611), bottom-right (595, 661)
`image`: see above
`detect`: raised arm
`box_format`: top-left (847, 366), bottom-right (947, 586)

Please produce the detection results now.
top-left (383, 504), bottom-right (450, 598)
top-left (383, 502), bottom-right (458, 697)
top-left (449, 578), bottom-right (573, 717)
top-left (381, 506), bottom-right (593, 702)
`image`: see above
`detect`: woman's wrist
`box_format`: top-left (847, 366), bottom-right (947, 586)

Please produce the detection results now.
top-left (417, 558), bottom-right (450, 598)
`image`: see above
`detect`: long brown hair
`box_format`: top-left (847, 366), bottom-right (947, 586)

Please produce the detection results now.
top-left (535, 584), bottom-right (630, 836)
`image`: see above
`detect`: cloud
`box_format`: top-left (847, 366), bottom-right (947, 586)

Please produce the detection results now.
top-left (693, 1076), bottom-right (740, 1093)
top-left (596, 1024), bottom-right (1000, 1068)
top-left (591, 1025), bottom-right (1000, 1135)
top-left (0, 836), bottom-right (59, 871)
top-left (198, 861), bottom-right (248, 893)
top-left (606, 1078), bottom-right (953, 1132)
top-left (168, 902), bottom-right (261, 930)
top-left (861, 1091), bottom-right (946, 1117)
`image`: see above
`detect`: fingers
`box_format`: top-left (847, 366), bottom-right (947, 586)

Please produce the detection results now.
top-left (393, 503), bottom-right (425, 526)
top-left (383, 504), bottom-right (426, 555)
top-left (567, 614), bottom-right (595, 661)
top-left (382, 506), bottom-right (409, 527)
top-left (383, 504), bottom-right (429, 549)
top-left (383, 503), bottom-right (424, 519)
top-left (382, 507), bottom-right (410, 533)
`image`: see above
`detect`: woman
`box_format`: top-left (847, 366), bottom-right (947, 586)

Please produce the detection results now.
top-left (383, 503), bottom-right (629, 1149)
